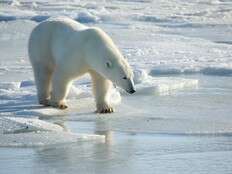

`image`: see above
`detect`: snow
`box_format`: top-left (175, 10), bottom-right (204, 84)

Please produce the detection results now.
top-left (0, 0), bottom-right (232, 173)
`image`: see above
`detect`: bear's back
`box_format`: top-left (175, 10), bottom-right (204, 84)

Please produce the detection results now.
top-left (30, 17), bottom-right (88, 42)
top-left (29, 17), bottom-right (88, 63)
top-left (46, 17), bottom-right (88, 31)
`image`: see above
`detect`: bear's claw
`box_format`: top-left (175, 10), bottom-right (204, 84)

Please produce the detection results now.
top-left (39, 99), bottom-right (50, 106)
top-left (58, 104), bottom-right (68, 110)
top-left (97, 107), bottom-right (114, 114)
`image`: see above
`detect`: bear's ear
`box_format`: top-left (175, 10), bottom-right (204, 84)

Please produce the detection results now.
top-left (106, 61), bottom-right (112, 69)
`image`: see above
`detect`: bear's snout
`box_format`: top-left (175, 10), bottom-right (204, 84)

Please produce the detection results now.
top-left (126, 79), bottom-right (136, 94)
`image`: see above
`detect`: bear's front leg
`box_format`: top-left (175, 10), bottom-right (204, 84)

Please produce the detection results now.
top-left (90, 70), bottom-right (114, 114)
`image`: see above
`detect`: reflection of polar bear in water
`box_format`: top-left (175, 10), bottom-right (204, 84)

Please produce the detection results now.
top-left (28, 17), bottom-right (135, 113)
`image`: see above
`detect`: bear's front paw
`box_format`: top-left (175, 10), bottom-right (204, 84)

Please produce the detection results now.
top-left (98, 107), bottom-right (114, 114)
top-left (96, 104), bottom-right (114, 114)
top-left (48, 100), bottom-right (68, 110)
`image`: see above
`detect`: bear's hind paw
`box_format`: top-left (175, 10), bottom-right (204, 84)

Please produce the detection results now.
top-left (39, 99), bottom-right (50, 106)
top-left (48, 101), bottom-right (68, 110)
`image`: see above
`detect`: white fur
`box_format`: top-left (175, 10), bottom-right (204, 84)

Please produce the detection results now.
top-left (28, 17), bottom-right (134, 112)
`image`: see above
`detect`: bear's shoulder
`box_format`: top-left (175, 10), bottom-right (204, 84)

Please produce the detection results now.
top-left (85, 27), bottom-right (104, 36)
top-left (84, 27), bottom-right (112, 43)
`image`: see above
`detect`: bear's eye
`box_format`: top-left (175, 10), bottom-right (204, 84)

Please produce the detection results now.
top-left (106, 61), bottom-right (112, 68)
top-left (123, 76), bottom-right (128, 80)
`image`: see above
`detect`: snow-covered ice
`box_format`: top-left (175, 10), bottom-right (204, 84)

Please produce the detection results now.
top-left (0, 0), bottom-right (232, 173)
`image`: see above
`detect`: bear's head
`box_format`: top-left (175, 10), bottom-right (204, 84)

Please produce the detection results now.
top-left (84, 28), bottom-right (136, 94)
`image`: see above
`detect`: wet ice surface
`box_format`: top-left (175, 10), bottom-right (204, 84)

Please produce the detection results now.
top-left (1, 0), bottom-right (232, 173)
top-left (1, 76), bottom-right (232, 174)
top-left (1, 134), bottom-right (232, 174)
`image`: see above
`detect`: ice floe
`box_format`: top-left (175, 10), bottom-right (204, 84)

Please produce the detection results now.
top-left (0, 116), bottom-right (104, 147)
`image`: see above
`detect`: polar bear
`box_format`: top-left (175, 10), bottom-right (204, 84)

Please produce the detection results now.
top-left (28, 17), bottom-right (135, 113)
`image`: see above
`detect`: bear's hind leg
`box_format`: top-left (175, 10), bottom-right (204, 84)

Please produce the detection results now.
top-left (49, 68), bottom-right (71, 109)
top-left (90, 70), bottom-right (114, 114)
top-left (33, 65), bottom-right (52, 106)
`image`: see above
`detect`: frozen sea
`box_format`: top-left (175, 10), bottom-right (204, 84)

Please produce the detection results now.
top-left (0, 0), bottom-right (232, 174)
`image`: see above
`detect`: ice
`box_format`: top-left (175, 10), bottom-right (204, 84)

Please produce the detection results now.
top-left (135, 77), bottom-right (198, 95)
top-left (0, 132), bottom-right (104, 147)
top-left (149, 66), bottom-right (232, 76)
top-left (131, 69), bottom-right (198, 95)
top-left (133, 69), bottom-right (148, 84)
top-left (108, 87), bottom-right (122, 106)
top-left (0, 117), bottom-right (64, 134)
top-left (201, 67), bottom-right (232, 76)
top-left (0, 82), bottom-right (20, 90)
top-left (20, 80), bottom-right (34, 88)
top-left (0, 0), bottom-right (232, 173)
top-left (30, 15), bottom-right (50, 22)
top-left (0, 67), bottom-right (199, 116)
top-left (75, 11), bottom-right (100, 23)
top-left (0, 15), bottom-right (17, 22)
top-left (0, 117), bottom-right (104, 147)
top-left (67, 85), bottom-right (89, 99)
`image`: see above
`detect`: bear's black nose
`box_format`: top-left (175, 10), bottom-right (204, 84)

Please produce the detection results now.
top-left (128, 89), bottom-right (136, 94)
